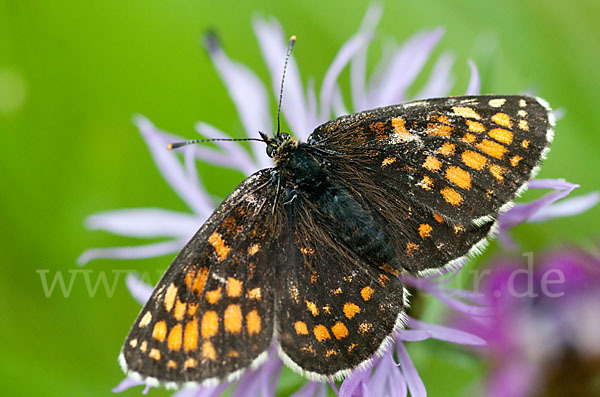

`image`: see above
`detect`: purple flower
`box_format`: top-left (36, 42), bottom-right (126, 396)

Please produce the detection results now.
top-left (80, 4), bottom-right (597, 397)
top-left (454, 248), bottom-right (600, 397)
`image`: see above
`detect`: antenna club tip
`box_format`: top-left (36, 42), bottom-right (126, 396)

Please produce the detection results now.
top-left (166, 143), bottom-right (174, 150)
top-left (290, 35), bottom-right (296, 41)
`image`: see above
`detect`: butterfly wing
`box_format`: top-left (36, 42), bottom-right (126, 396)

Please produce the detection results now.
top-left (120, 169), bottom-right (281, 387)
top-left (274, 188), bottom-right (406, 380)
top-left (306, 95), bottom-right (552, 273)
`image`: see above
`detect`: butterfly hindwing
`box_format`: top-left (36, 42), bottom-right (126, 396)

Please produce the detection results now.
top-left (308, 95), bottom-right (553, 225)
top-left (275, 186), bottom-right (406, 379)
top-left (120, 170), bottom-right (279, 387)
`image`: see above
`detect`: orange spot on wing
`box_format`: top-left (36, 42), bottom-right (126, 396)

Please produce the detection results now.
top-left (208, 232), bottom-right (230, 261)
top-left (164, 283), bottom-right (178, 312)
top-left (492, 112), bottom-right (512, 127)
top-left (205, 287), bottom-right (222, 304)
top-left (488, 128), bottom-right (513, 145)
top-left (167, 360), bottom-right (177, 369)
top-left (139, 311), bottom-right (152, 328)
top-left (462, 150), bottom-right (487, 170)
top-left (382, 157), bottom-right (396, 167)
top-left (184, 318), bottom-right (198, 352)
top-left (446, 166), bottom-right (472, 189)
top-left (313, 324), bottom-right (331, 341)
top-left (440, 187), bottom-right (463, 206)
top-left (378, 274), bottom-right (390, 287)
top-left (343, 302), bottom-right (361, 319)
top-left (173, 298), bottom-right (186, 321)
top-left (168, 324), bottom-right (183, 351)
top-left (370, 121), bottom-right (388, 140)
top-left (294, 321), bottom-right (309, 335)
top-left (423, 156), bottom-right (441, 171)
top-left (361, 286), bottom-right (374, 301)
top-left (140, 340), bottom-right (147, 353)
top-left (418, 175), bottom-right (433, 190)
top-left (419, 224), bottom-right (433, 239)
top-left (438, 142), bottom-right (455, 156)
top-left (201, 310), bottom-right (219, 339)
top-left (466, 120), bottom-right (486, 133)
top-left (185, 267), bottom-right (209, 297)
top-left (184, 358), bottom-right (197, 369)
top-left (331, 322), bottom-right (349, 340)
top-left (462, 133), bottom-right (477, 143)
top-left (187, 302), bottom-right (198, 317)
top-left (511, 155), bottom-right (523, 167)
top-left (452, 106), bottom-right (481, 120)
top-left (202, 341), bottom-right (217, 361)
top-left (149, 348), bottom-right (161, 360)
top-left (226, 277), bottom-right (243, 298)
top-left (246, 310), bottom-right (261, 336)
top-left (359, 321), bottom-right (373, 334)
top-left (248, 287), bottom-right (262, 300)
top-left (477, 139), bottom-right (507, 159)
top-left (224, 304), bottom-right (243, 334)
top-left (305, 300), bottom-right (319, 316)
top-left (521, 139), bottom-right (530, 148)
top-left (488, 164), bottom-right (505, 181)
top-left (488, 98), bottom-right (506, 107)
top-left (391, 116), bottom-right (413, 141)
top-left (519, 119), bottom-right (529, 131)
top-left (152, 321), bottom-right (167, 342)
top-left (247, 243), bottom-right (260, 256)
top-left (427, 115), bottom-right (454, 137)
top-left (405, 242), bottom-right (419, 257)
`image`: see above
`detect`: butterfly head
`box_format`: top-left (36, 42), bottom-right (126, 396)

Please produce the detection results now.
top-left (259, 131), bottom-right (298, 162)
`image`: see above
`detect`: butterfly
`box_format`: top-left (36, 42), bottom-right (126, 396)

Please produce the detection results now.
top-left (118, 89), bottom-right (553, 389)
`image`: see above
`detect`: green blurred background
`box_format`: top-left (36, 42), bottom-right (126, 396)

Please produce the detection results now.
top-left (1, 0), bottom-right (599, 395)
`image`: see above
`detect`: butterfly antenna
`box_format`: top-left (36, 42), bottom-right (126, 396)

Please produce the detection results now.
top-left (276, 35), bottom-right (296, 135)
top-left (167, 137), bottom-right (266, 150)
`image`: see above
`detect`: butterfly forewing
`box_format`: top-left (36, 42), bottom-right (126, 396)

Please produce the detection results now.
top-left (120, 170), bottom-right (280, 387)
top-left (308, 95), bottom-right (553, 225)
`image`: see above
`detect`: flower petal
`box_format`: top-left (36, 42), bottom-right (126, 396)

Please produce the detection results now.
top-left (465, 60), bottom-right (481, 95)
top-left (204, 32), bottom-right (273, 169)
top-left (319, 32), bottom-right (371, 122)
top-left (350, 3), bottom-right (383, 112)
top-left (409, 318), bottom-right (487, 346)
top-left (77, 239), bottom-right (185, 265)
top-left (133, 115), bottom-right (214, 215)
top-left (125, 273), bottom-right (153, 305)
top-left (339, 366), bottom-right (371, 397)
top-left (84, 208), bottom-right (201, 239)
top-left (112, 377), bottom-right (145, 393)
top-left (527, 191), bottom-right (600, 223)
top-left (395, 343), bottom-right (426, 397)
top-left (414, 52), bottom-right (455, 99)
top-left (369, 28), bottom-right (444, 107)
top-left (253, 17), bottom-right (310, 137)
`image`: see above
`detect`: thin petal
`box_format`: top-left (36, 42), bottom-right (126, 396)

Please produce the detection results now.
top-left (125, 273), bottom-right (153, 305)
top-left (395, 343), bottom-right (426, 397)
top-left (112, 377), bottom-right (145, 393)
top-left (253, 17), bottom-right (310, 138)
top-left (350, 3), bottom-right (383, 112)
top-left (409, 318), bottom-right (487, 346)
top-left (319, 33), bottom-right (371, 122)
top-left (195, 122), bottom-right (264, 175)
top-left (369, 28), bottom-right (444, 107)
top-left (339, 366), bottom-right (371, 397)
top-left (414, 52), bottom-right (455, 99)
top-left (84, 208), bottom-right (201, 239)
top-left (77, 239), bottom-right (185, 265)
top-left (133, 115), bottom-right (213, 215)
top-left (332, 84), bottom-right (349, 117)
top-left (204, 33), bottom-right (272, 169)
top-left (465, 60), bottom-right (481, 95)
top-left (527, 191), bottom-right (600, 222)
top-left (396, 329), bottom-right (433, 342)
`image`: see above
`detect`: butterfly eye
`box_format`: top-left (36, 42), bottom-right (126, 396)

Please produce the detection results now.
top-left (266, 145), bottom-right (275, 158)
